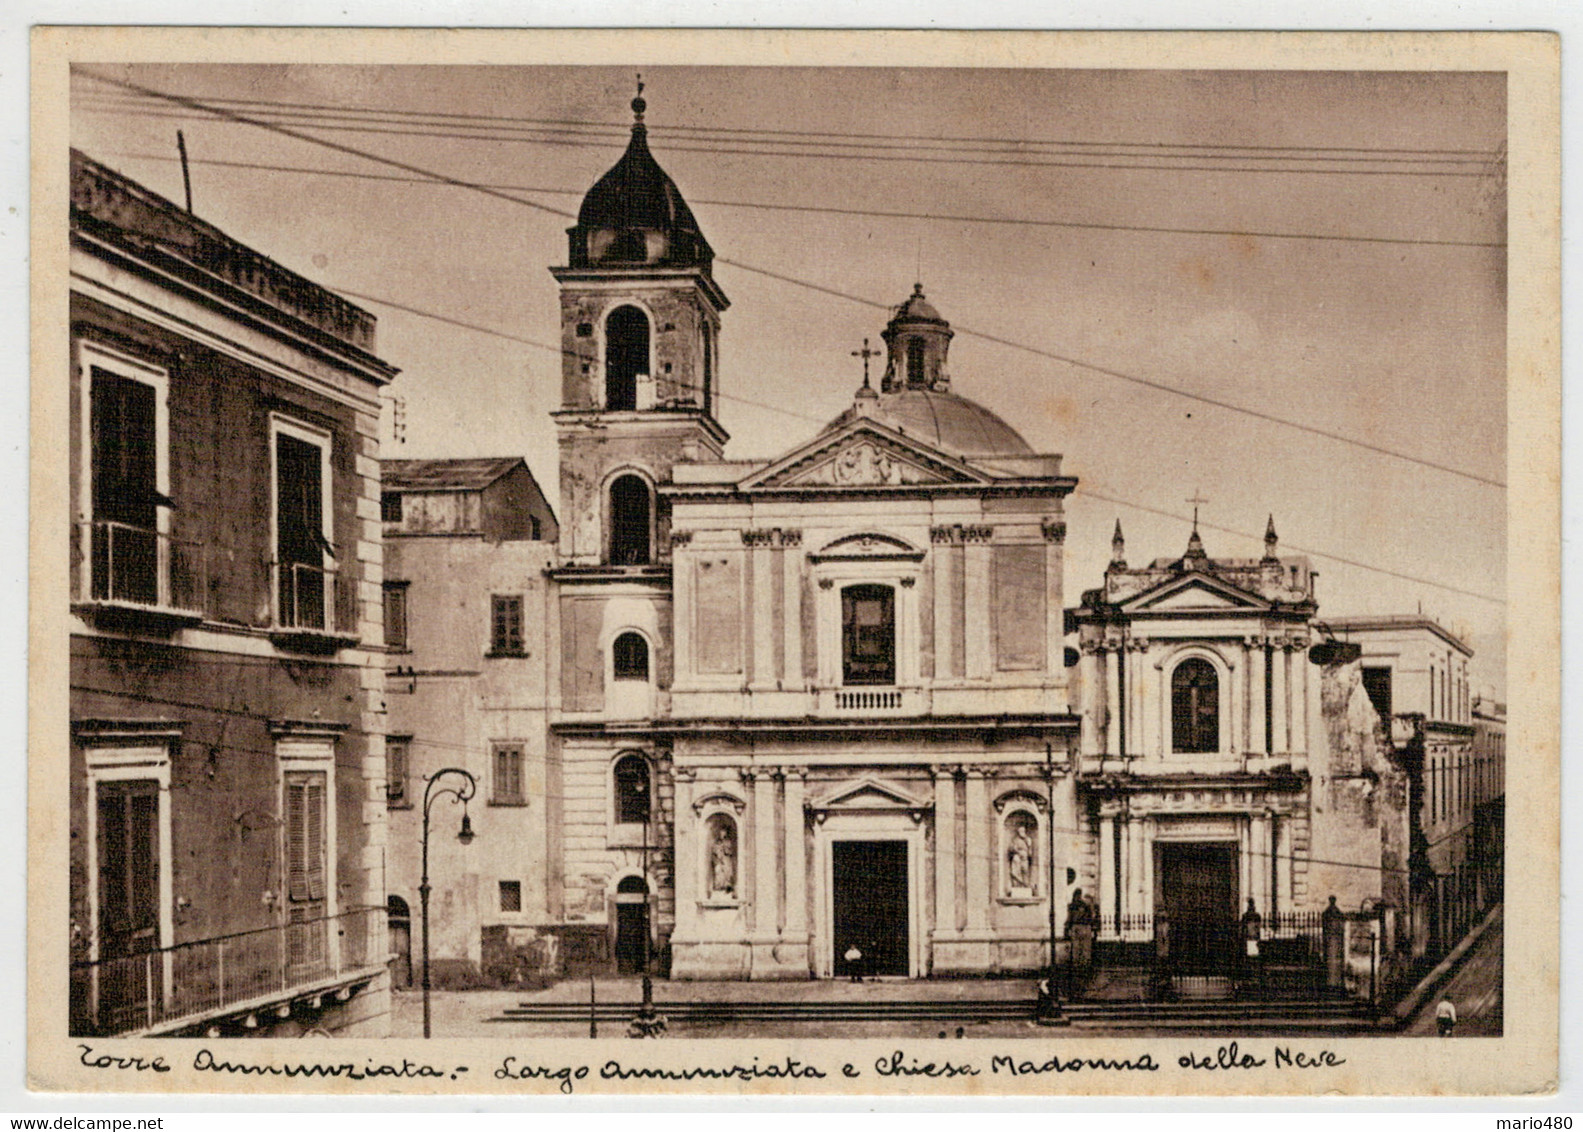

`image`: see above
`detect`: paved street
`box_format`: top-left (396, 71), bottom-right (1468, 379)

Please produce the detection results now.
top-left (1404, 906), bottom-right (1504, 1037)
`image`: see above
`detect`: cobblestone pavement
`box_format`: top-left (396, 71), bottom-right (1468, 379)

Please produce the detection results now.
top-left (1404, 906), bottom-right (1503, 1037)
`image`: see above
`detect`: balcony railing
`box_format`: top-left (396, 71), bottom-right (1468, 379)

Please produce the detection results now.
top-left (74, 520), bottom-right (206, 617)
top-left (834, 687), bottom-right (903, 711)
top-left (70, 906), bottom-right (383, 1037)
top-left (273, 559), bottom-right (350, 635)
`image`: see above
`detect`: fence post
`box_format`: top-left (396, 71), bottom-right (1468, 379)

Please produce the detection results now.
top-left (1322, 896), bottom-right (1345, 992)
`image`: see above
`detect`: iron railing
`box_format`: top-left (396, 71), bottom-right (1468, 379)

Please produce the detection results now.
top-left (75, 520), bottom-right (206, 615)
top-left (834, 688), bottom-right (903, 711)
top-left (272, 559), bottom-right (348, 634)
top-left (70, 905), bottom-right (383, 1036)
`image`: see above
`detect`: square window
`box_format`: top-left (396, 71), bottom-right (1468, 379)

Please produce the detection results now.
top-left (499, 880), bottom-right (522, 913)
top-left (386, 736), bottom-right (410, 806)
top-left (381, 492), bottom-right (403, 523)
top-left (490, 595), bottom-right (524, 655)
top-left (492, 743), bottom-right (524, 805)
top-left (383, 583), bottom-right (409, 651)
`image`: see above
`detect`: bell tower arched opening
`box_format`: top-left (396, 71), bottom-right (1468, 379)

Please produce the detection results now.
top-left (604, 306), bottom-right (649, 411)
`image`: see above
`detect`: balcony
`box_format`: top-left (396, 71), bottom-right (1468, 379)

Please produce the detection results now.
top-left (271, 560), bottom-right (359, 653)
top-left (72, 520), bottom-right (206, 632)
top-left (69, 906), bottom-right (385, 1037)
top-left (819, 686), bottom-right (921, 716)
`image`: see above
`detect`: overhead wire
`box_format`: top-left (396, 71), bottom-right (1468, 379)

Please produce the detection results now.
top-left (74, 68), bottom-right (1507, 491)
top-left (74, 86), bottom-right (1506, 159)
top-left (73, 98), bottom-right (1496, 178)
top-left (95, 149), bottom-right (1507, 250)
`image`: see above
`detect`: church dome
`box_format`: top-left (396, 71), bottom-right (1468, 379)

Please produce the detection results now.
top-left (830, 388), bottom-right (1035, 458)
top-left (567, 92), bottom-right (713, 269)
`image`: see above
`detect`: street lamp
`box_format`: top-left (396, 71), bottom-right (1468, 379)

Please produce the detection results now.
top-left (419, 766), bottom-right (477, 1039)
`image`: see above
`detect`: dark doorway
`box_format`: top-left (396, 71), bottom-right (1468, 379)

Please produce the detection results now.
top-left (387, 895), bottom-right (412, 988)
top-left (614, 876), bottom-right (650, 975)
top-left (832, 840), bottom-right (909, 977)
top-left (1156, 842), bottom-right (1238, 975)
top-left (95, 778), bottom-right (162, 1032)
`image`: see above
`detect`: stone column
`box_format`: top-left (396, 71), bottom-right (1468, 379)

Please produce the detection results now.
top-left (932, 546), bottom-right (955, 681)
top-left (963, 543), bottom-right (992, 678)
top-left (751, 544), bottom-right (776, 689)
top-left (1098, 812), bottom-right (1117, 935)
top-left (932, 767), bottom-right (958, 942)
top-left (964, 770), bottom-right (991, 933)
top-left (1081, 646), bottom-right (1103, 758)
top-left (1295, 646), bottom-right (1310, 757)
top-left (1104, 649), bottom-right (1121, 758)
top-left (754, 768), bottom-right (779, 932)
top-left (1273, 814), bottom-right (1291, 920)
top-left (673, 770), bottom-right (698, 920)
top-left (1247, 642), bottom-right (1267, 756)
top-left (782, 545), bottom-right (802, 691)
top-left (1127, 818), bottom-right (1147, 938)
top-left (783, 769), bottom-right (807, 943)
top-left (1251, 812), bottom-right (1272, 918)
top-left (1271, 642), bottom-right (1288, 755)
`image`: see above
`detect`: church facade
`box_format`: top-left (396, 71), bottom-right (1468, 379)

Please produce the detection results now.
top-left (541, 93), bottom-right (1080, 980)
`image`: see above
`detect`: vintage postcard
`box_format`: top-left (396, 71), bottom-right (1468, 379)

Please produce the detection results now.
top-left (28, 28), bottom-right (1559, 1097)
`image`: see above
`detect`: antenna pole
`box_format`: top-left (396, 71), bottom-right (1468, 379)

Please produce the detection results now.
top-left (176, 130), bottom-right (193, 213)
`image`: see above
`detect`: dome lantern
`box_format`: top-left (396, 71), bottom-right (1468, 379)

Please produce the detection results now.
top-left (881, 283), bottom-right (953, 393)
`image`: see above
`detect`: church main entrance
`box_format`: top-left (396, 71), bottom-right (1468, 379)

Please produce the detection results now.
top-left (831, 840), bottom-right (909, 978)
top-left (1156, 841), bottom-right (1239, 975)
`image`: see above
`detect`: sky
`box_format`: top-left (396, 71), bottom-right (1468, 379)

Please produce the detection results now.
top-left (68, 63), bottom-right (1509, 693)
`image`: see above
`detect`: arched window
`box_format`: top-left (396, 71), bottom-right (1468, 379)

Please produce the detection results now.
top-left (842, 583), bottom-right (895, 686)
top-left (613, 753), bottom-right (651, 824)
top-left (608, 475), bottom-right (652, 565)
top-left (612, 632), bottom-right (650, 681)
top-left (604, 306), bottom-right (649, 411)
top-left (906, 338), bottom-right (926, 386)
top-left (1171, 657), bottom-right (1220, 753)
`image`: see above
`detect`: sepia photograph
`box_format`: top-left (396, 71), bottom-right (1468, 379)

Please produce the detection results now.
top-left (28, 29), bottom-right (1560, 1097)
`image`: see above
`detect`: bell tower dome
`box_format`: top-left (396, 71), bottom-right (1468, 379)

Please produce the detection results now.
top-left (550, 85), bottom-right (730, 566)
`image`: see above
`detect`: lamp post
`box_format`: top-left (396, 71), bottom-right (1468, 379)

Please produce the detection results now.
top-left (419, 766), bottom-right (477, 1039)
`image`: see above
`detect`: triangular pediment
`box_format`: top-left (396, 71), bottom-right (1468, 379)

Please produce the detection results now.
top-left (741, 419), bottom-right (987, 491)
top-left (808, 776), bottom-right (930, 814)
top-left (1121, 572), bottom-right (1269, 614)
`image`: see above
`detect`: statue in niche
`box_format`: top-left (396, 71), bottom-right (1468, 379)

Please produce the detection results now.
top-left (1006, 814), bottom-right (1036, 891)
top-left (708, 819), bottom-right (736, 896)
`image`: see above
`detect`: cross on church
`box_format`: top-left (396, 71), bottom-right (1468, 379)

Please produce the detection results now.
top-left (851, 337), bottom-right (881, 387)
top-left (1186, 489), bottom-right (1209, 528)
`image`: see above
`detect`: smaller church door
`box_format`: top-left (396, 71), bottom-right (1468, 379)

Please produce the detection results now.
top-left (831, 840), bottom-right (909, 977)
top-left (613, 876), bottom-right (650, 974)
top-left (1156, 842), bottom-right (1238, 975)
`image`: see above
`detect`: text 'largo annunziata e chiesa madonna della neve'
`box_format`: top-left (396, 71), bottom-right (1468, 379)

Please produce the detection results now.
top-left (67, 82), bottom-right (1501, 1039)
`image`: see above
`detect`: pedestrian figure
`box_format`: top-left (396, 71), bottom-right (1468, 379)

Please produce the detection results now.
top-left (844, 943), bottom-right (864, 982)
top-left (1436, 996), bottom-right (1457, 1037)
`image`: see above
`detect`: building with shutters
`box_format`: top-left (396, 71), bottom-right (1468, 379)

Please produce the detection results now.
top-left (67, 150), bottom-right (398, 1036)
top-left (379, 457), bottom-right (558, 986)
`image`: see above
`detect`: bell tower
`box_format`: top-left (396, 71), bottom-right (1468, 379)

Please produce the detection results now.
top-left (550, 85), bottom-right (730, 566)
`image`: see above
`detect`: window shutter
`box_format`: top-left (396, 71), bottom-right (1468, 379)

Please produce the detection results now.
top-left (285, 777), bottom-right (309, 902)
top-left (91, 371), bottom-right (158, 529)
top-left (306, 775), bottom-right (326, 902)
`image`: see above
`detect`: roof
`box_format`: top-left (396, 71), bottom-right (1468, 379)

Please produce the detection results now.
top-left (824, 388), bottom-right (1035, 458)
top-left (1323, 615), bottom-right (1473, 656)
top-left (382, 457), bottom-right (525, 492)
top-left (71, 150), bottom-right (387, 361)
